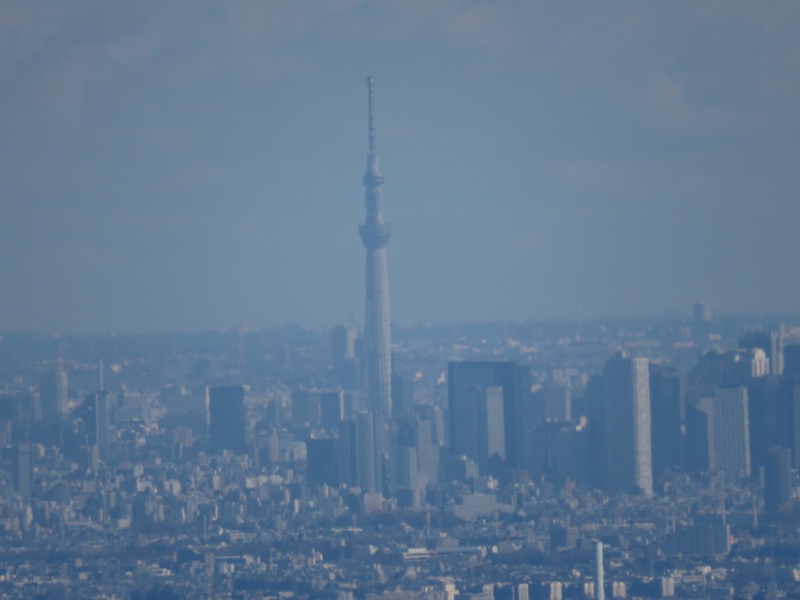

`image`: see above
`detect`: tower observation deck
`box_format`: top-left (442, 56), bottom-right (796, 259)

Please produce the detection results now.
top-left (359, 76), bottom-right (392, 420)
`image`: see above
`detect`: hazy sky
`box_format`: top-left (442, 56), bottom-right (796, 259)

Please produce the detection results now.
top-left (1, 1), bottom-right (799, 333)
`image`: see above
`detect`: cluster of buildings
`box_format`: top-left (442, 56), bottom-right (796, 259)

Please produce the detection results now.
top-left (0, 314), bottom-right (798, 598)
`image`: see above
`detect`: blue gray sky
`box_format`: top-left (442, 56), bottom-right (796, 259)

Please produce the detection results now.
top-left (1, 1), bottom-right (799, 333)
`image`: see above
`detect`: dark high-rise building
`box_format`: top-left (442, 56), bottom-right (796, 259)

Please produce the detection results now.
top-left (207, 385), bottom-right (246, 454)
top-left (765, 446), bottom-right (792, 512)
top-left (649, 364), bottom-right (683, 480)
top-left (747, 377), bottom-right (794, 475)
top-left (784, 344), bottom-right (800, 378)
top-left (391, 372), bottom-right (414, 418)
top-left (448, 361), bottom-right (528, 469)
top-left (712, 385), bottom-right (751, 481)
top-left (602, 353), bottom-right (653, 496)
top-left (336, 411), bottom-right (382, 492)
top-left (529, 419), bottom-right (594, 487)
top-left (355, 410), bottom-right (380, 493)
top-left (14, 442), bottom-right (33, 499)
top-left (359, 76), bottom-right (392, 420)
top-left (686, 401), bottom-right (714, 473)
top-left (337, 419), bottom-right (357, 487)
top-left (307, 438), bottom-right (339, 487)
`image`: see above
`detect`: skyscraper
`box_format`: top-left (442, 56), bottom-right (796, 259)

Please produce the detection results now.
top-left (686, 402), bottom-right (714, 473)
top-left (712, 385), bottom-right (751, 480)
top-left (359, 76), bottom-right (392, 420)
top-left (765, 446), bottom-right (791, 512)
top-left (14, 442), bottom-right (33, 499)
top-left (331, 324), bottom-right (358, 390)
top-left (391, 372), bottom-right (414, 418)
top-left (448, 361), bottom-right (527, 469)
top-left (603, 353), bottom-right (653, 496)
top-left (337, 411), bottom-right (382, 492)
top-left (355, 410), bottom-right (381, 493)
top-left (207, 385), bottom-right (246, 454)
top-left (649, 363), bottom-right (683, 480)
top-left (306, 437), bottom-right (339, 487)
top-left (40, 367), bottom-right (69, 421)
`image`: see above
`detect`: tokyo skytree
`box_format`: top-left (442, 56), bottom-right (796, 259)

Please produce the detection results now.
top-left (359, 76), bottom-right (392, 419)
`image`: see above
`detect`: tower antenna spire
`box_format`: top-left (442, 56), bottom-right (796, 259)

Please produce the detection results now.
top-left (367, 75), bottom-right (376, 155)
top-left (359, 76), bottom-right (392, 420)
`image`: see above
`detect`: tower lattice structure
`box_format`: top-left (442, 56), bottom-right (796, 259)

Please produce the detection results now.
top-left (359, 76), bottom-right (392, 420)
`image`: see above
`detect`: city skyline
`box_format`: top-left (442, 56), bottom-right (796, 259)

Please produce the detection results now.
top-left (2, 2), bottom-right (800, 334)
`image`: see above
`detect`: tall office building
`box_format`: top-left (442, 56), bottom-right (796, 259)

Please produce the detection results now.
top-left (337, 419), bottom-right (357, 487)
top-left (14, 442), bottom-right (33, 499)
top-left (391, 372), bottom-right (415, 418)
top-left (649, 363), bottom-right (683, 479)
top-left (359, 76), bottom-right (392, 420)
top-left (686, 401), bottom-right (714, 473)
top-left (712, 385), bottom-right (751, 480)
top-left (355, 410), bottom-right (381, 493)
top-left (603, 353), bottom-right (653, 496)
top-left (784, 344), bottom-right (800, 378)
top-left (392, 415), bottom-right (441, 490)
top-left (207, 385), bottom-right (246, 454)
top-left (331, 325), bottom-right (359, 390)
top-left (40, 367), bottom-right (69, 421)
top-left (765, 446), bottom-right (792, 512)
top-left (307, 437), bottom-right (339, 487)
top-left (337, 411), bottom-right (382, 493)
top-left (448, 361), bottom-right (527, 469)
top-left (746, 376), bottom-right (793, 474)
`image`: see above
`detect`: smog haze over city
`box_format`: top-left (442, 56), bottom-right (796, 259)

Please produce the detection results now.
top-left (2, 1), bottom-right (800, 333)
top-left (4, 2), bottom-right (800, 600)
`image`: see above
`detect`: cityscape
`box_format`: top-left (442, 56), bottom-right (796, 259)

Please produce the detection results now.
top-left (2, 76), bottom-right (800, 598)
top-left (2, 306), bottom-right (800, 598)
top-left (3, 3), bottom-right (800, 600)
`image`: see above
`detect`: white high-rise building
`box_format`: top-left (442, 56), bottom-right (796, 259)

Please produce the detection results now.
top-left (603, 353), bottom-right (653, 496)
top-left (594, 540), bottom-right (605, 600)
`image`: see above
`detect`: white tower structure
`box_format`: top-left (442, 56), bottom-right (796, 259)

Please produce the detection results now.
top-left (359, 76), bottom-right (392, 419)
